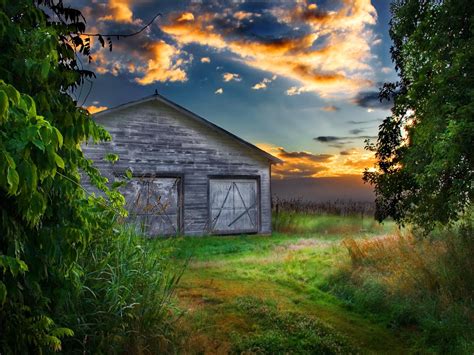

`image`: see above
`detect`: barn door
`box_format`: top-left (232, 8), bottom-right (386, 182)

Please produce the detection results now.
top-left (124, 177), bottom-right (181, 236)
top-left (209, 178), bottom-right (259, 234)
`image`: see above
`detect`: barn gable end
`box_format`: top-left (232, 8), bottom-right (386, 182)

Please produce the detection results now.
top-left (83, 94), bottom-right (280, 236)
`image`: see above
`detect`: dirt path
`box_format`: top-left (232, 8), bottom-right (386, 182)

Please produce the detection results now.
top-left (174, 239), bottom-right (410, 354)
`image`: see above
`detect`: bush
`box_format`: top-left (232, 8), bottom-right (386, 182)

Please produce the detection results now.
top-left (59, 226), bottom-right (184, 353)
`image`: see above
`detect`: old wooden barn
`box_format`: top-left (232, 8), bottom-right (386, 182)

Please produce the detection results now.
top-left (83, 93), bottom-right (281, 236)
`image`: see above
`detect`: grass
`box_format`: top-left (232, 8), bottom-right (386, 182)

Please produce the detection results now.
top-left (161, 211), bottom-right (473, 354)
top-left (59, 226), bottom-right (185, 354)
top-left (165, 215), bottom-right (413, 354)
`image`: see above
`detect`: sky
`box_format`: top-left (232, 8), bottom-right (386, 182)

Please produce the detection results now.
top-left (72, 0), bottom-right (398, 201)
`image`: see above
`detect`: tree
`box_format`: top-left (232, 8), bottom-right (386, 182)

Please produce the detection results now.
top-left (364, 0), bottom-right (474, 231)
top-left (0, 0), bottom-right (125, 351)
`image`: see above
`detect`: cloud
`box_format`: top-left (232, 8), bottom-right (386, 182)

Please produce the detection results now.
top-left (314, 135), bottom-right (376, 147)
top-left (372, 38), bottom-right (382, 45)
top-left (381, 66), bottom-right (392, 74)
top-left (257, 143), bottom-right (376, 178)
top-left (85, 105), bottom-right (108, 114)
top-left (352, 90), bottom-right (394, 110)
top-left (321, 105), bottom-right (339, 112)
top-left (347, 119), bottom-right (381, 125)
top-left (286, 86), bottom-right (307, 96)
top-left (340, 148), bottom-right (357, 156)
top-left (252, 75), bottom-right (277, 90)
top-left (222, 72), bottom-right (241, 82)
top-left (82, 1), bottom-right (378, 98)
top-left (201, 57), bottom-right (211, 63)
top-left (214, 88), bottom-right (223, 94)
top-left (349, 128), bottom-right (364, 135)
top-left (278, 148), bottom-right (333, 162)
top-left (134, 41), bottom-right (191, 85)
top-left (177, 12), bottom-right (194, 22)
top-left (234, 11), bottom-right (256, 21)
top-left (99, 0), bottom-right (137, 24)
top-left (160, 0), bottom-right (378, 98)
top-left (314, 136), bottom-right (344, 143)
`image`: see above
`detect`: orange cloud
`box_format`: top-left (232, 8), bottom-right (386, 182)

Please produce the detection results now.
top-left (161, 0), bottom-right (377, 98)
top-left (177, 12), bottom-right (194, 22)
top-left (252, 75), bottom-right (277, 90)
top-left (223, 72), bottom-right (241, 82)
top-left (201, 57), bottom-right (211, 63)
top-left (85, 105), bottom-right (108, 114)
top-left (234, 11), bottom-right (255, 21)
top-left (134, 41), bottom-right (190, 85)
top-left (99, 0), bottom-right (135, 24)
top-left (257, 143), bottom-right (376, 178)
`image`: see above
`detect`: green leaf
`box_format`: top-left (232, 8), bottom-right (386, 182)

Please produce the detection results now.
top-left (125, 168), bottom-right (133, 180)
top-left (3, 84), bottom-right (20, 105)
top-left (53, 127), bottom-right (63, 148)
top-left (54, 153), bottom-right (65, 169)
top-left (104, 153), bottom-right (119, 163)
top-left (7, 166), bottom-right (19, 194)
top-left (0, 90), bottom-right (8, 121)
top-left (32, 138), bottom-right (45, 151)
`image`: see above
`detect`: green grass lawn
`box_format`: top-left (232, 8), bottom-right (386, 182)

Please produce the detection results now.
top-left (164, 215), bottom-right (412, 354)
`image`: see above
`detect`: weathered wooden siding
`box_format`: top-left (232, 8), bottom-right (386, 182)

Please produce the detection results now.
top-left (82, 99), bottom-right (272, 236)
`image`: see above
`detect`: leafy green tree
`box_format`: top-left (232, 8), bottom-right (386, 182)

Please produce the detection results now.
top-left (0, 0), bottom-right (125, 351)
top-left (365, 0), bottom-right (474, 231)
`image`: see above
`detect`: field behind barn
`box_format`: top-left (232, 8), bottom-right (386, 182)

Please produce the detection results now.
top-left (160, 202), bottom-right (474, 354)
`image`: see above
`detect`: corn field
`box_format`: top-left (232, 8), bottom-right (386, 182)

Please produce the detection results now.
top-left (272, 197), bottom-right (375, 217)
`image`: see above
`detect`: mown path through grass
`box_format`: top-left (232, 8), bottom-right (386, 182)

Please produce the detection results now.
top-left (169, 219), bottom-right (411, 354)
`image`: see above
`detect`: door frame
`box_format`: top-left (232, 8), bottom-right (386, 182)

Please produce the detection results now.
top-left (116, 172), bottom-right (184, 235)
top-left (207, 175), bottom-right (261, 235)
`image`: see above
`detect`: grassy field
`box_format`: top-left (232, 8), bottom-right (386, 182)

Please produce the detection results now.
top-left (166, 215), bottom-right (414, 353)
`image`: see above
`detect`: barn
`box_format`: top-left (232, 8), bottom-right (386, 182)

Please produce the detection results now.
top-left (83, 93), bottom-right (282, 236)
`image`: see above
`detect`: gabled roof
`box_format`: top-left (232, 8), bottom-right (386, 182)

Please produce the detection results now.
top-left (93, 93), bottom-right (283, 164)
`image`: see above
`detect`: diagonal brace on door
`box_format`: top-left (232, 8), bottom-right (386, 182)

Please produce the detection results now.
top-left (227, 201), bottom-right (257, 228)
top-left (227, 182), bottom-right (256, 227)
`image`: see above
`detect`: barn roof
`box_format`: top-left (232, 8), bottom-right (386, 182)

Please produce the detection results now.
top-left (93, 93), bottom-right (283, 164)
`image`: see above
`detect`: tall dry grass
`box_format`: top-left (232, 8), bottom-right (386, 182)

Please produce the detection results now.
top-left (331, 219), bottom-right (474, 353)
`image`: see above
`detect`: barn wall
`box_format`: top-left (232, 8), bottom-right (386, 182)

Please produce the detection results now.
top-left (82, 100), bottom-right (272, 236)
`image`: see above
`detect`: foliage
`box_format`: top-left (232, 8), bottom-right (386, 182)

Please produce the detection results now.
top-left (0, 0), bottom-right (126, 352)
top-left (59, 226), bottom-right (184, 353)
top-left (330, 215), bottom-right (474, 353)
top-left (364, 0), bottom-right (474, 230)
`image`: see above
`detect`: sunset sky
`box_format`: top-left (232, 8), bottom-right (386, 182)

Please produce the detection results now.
top-left (74, 0), bottom-right (397, 201)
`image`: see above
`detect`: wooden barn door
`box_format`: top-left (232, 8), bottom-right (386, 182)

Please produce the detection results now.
top-left (209, 178), bottom-right (259, 234)
top-left (124, 177), bottom-right (181, 236)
